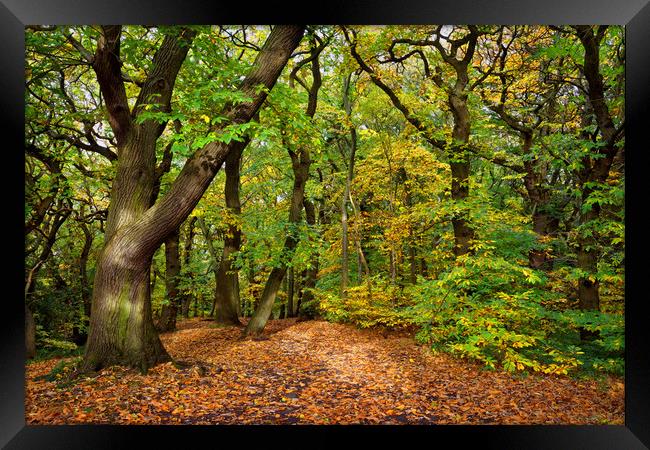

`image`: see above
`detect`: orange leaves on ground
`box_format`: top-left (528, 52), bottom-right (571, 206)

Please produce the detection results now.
top-left (25, 318), bottom-right (623, 425)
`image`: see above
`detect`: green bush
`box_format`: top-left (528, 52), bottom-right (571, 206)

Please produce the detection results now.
top-left (405, 251), bottom-right (624, 376)
top-left (317, 277), bottom-right (413, 329)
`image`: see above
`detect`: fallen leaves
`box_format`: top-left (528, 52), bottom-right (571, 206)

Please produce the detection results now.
top-left (25, 318), bottom-right (624, 425)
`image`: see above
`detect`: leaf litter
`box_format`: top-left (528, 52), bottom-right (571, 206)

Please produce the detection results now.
top-left (25, 318), bottom-right (624, 425)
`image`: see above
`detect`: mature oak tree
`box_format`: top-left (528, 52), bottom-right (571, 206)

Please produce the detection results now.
top-left (81, 25), bottom-right (305, 371)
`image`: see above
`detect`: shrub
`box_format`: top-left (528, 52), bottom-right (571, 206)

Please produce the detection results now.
top-left (405, 251), bottom-right (624, 376)
top-left (317, 277), bottom-right (413, 329)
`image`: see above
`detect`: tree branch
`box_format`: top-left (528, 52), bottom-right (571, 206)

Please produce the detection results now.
top-left (342, 26), bottom-right (446, 150)
top-left (92, 26), bottom-right (132, 146)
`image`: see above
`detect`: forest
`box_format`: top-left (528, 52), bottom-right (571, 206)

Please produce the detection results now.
top-left (25, 25), bottom-right (625, 424)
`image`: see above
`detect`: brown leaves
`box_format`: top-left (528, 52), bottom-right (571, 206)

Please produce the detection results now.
top-left (25, 318), bottom-right (624, 425)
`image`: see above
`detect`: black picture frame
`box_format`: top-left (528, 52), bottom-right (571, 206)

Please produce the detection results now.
top-left (4, 0), bottom-right (649, 448)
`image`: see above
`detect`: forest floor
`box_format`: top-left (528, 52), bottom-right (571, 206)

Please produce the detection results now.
top-left (25, 318), bottom-right (624, 425)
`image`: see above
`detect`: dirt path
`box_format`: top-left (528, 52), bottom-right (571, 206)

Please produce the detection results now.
top-left (25, 318), bottom-right (624, 425)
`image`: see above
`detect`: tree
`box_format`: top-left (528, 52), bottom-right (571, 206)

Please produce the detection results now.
top-left (571, 25), bottom-right (624, 338)
top-left (476, 26), bottom-right (567, 269)
top-left (344, 26), bottom-right (493, 257)
top-left (211, 138), bottom-right (250, 325)
top-left (81, 25), bottom-right (305, 372)
top-left (339, 72), bottom-right (358, 298)
top-left (180, 216), bottom-right (197, 317)
top-left (243, 31), bottom-right (324, 337)
top-left (156, 228), bottom-right (181, 331)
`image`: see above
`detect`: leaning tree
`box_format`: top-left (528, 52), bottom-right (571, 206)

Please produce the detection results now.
top-left (76, 25), bottom-right (305, 372)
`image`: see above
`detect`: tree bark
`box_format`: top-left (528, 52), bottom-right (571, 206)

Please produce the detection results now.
top-left (279, 273), bottom-right (287, 319)
top-left (197, 216), bottom-right (234, 323)
top-left (448, 84), bottom-right (475, 256)
top-left (82, 25), bottom-right (305, 372)
top-left (520, 133), bottom-right (557, 269)
top-left (349, 194), bottom-right (371, 284)
top-left (408, 243), bottom-right (417, 285)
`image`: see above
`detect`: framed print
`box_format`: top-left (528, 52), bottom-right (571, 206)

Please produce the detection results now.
top-left (4, 0), bottom-right (650, 448)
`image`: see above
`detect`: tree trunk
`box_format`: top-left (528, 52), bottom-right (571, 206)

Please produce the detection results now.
top-left (26, 303), bottom-right (36, 359)
top-left (72, 221), bottom-right (93, 345)
top-left (279, 275), bottom-right (287, 319)
top-left (577, 244), bottom-right (600, 311)
top-left (180, 217), bottom-right (196, 318)
top-left (81, 26), bottom-right (195, 372)
top-left (213, 142), bottom-right (248, 326)
top-left (420, 257), bottom-right (428, 277)
top-left (199, 217), bottom-right (239, 325)
top-left (299, 198), bottom-right (319, 318)
top-left (577, 190), bottom-right (602, 341)
top-left (449, 92), bottom-right (474, 256)
top-left (341, 193), bottom-right (350, 296)
top-left (528, 208), bottom-right (558, 269)
top-left (198, 217), bottom-right (221, 317)
top-left (296, 271), bottom-right (305, 316)
top-left (572, 26), bottom-right (621, 340)
top-left (243, 38), bottom-right (321, 337)
top-left (340, 74), bottom-right (357, 299)
top-left (349, 194), bottom-right (371, 287)
top-left (286, 266), bottom-right (294, 317)
top-left (83, 246), bottom-right (170, 372)
top-left (244, 257), bottom-right (256, 317)
top-left (82, 25), bottom-right (305, 372)
top-left (408, 244), bottom-right (417, 285)
top-left (157, 229), bottom-right (181, 332)
top-left (243, 155), bottom-right (310, 337)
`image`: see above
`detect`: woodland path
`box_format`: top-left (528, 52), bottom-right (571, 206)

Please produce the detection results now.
top-left (25, 318), bottom-right (624, 425)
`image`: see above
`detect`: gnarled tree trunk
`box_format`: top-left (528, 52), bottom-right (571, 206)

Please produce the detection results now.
top-left (82, 25), bottom-right (305, 371)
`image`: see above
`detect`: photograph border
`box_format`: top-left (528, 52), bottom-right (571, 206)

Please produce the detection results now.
top-left (3, 0), bottom-right (649, 448)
